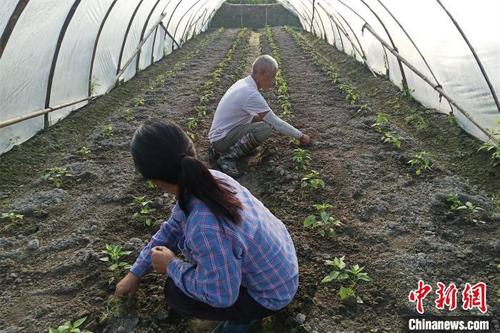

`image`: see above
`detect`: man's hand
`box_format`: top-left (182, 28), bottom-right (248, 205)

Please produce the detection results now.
top-left (151, 246), bottom-right (176, 274)
top-left (299, 134), bottom-right (311, 146)
top-left (115, 272), bottom-right (140, 297)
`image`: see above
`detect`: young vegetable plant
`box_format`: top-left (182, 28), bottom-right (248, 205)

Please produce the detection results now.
top-left (339, 83), bottom-right (359, 105)
top-left (131, 196), bottom-right (155, 227)
top-left (301, 170), bottom-right (326, 190)
top-left (446, 194), bottom-right (462, 210)
top-left (44, 167), bottom-right (71, 188)
top-left (1, 212), bottom-right (24, 231)
top-left (103, 125), bottom-right (113, 137)
top-left (132, 97), bottom-right (145, 107)
top-left (123, 109), bottom-right (135, 122)
top-left (321, 256), bottom-right (372, 304)
top-left (186, 117), bottom-right (198, 131)
top-left (478, 141), bottom-right (500, 167)
top-left (100, 244), bottom-right (132, 272)
top-left (407, 152), bottom-right (433, 176)
top-left (48, 317), bottom-right (92, 333)
top-left (381, 131), bottom-right (401, 149)
top-left (1, 212), bottom-right (24, 223)
top-left (447, 194), bottom-right (485, 224)
top-left (78, 146), bottom-right (90, 159)
top-left (292, 148), bottom-right (311, 170)
top-left (303, 203), bottom-right (342, 238)
top-left (371, 112), bottom-right (390, 133)
top-left (404, 113), bottom-right (428, 132)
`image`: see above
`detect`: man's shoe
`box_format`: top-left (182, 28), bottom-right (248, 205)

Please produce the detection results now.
top-left (212, 319), bottom-right (258, 333)
top-left (217, 156), bottom-right (240, 177)
top-left (208, 144), bottom-right (220, 162)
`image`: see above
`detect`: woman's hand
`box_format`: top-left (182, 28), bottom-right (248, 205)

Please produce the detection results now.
top-left (151, 246), bottom-right (176, 274)
top-left (115, 272), bottom-right (140, 297)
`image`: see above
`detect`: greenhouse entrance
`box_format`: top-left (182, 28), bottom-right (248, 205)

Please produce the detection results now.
top-left (0, 1), bottom-right (499, 333)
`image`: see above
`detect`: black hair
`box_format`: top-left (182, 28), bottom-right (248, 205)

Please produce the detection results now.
top-left (130, 119), bottom-right (242, 224)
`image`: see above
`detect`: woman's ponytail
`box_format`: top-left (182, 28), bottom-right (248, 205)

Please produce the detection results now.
top-left (178, 156), bottom-right (242, 224)
top-left (131, 119), bottom-right (242, 225)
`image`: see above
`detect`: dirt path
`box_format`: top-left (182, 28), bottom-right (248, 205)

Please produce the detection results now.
top-left (0, 28), bottom-right (241, 333)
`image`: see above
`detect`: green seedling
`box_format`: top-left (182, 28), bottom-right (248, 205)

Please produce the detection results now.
top-left (1, 212), bottom-right (24, 223)
top-left (407, 152), bottom-right (432, 176)
top-left (381, 131), bottom-right (401, 149)
top-left (44, 167), bottom-right (71, 188)
top-left (358, 104), bottom-right (369, 112)
top-left (151, 74), bottom-right (166, 89)
top-left (339, 83), bottom-right (359, 105)
top-left (292, 148), bottom-right (311, 170)
top-left (186, 117), bottom-right (198, 131)
top-left (304, 204), bottom-right (342, 238)
top-left (103, 125), bottom-right (113, 137)
top-left (457, 201), bottom-right (485, 225)
top-left (405, 113), bottom-right (428, 131)
top-left (478, 141), bottom-right (500, 167)
top-left (321, 256), bottom-right (372, 303)
top-left (78, 146), bottom-right (90, 159)
top-left (195, 105), bottom-right (207, 118)
top-left (100, 244), bottom-right (132, 272)
top-left (371, 112), bottom-right (390, 133)
top-left (48, 317), bottom-right (92, 333)
top-left (447, 194), bottom-right (462, 211)
top-left (1, 212), bottom-right (24, 231)
top-left (123, 109), bottom-right (135, 122)
top-left (132, 97), bottom-right (145, 107)
top-left (301, 170), bottom-right (326, 190)
top-left (131, 196), bottom-right (155, 226)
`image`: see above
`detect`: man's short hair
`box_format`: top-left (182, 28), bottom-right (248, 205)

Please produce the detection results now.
top-left (252, 55), bottom-right (278, 75)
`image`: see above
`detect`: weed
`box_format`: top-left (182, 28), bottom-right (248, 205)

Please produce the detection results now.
top-left (1, 212), bottom-right (24, 223)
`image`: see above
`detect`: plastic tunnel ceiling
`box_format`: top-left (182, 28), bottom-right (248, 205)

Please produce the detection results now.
top-left (1, 0), bottom-right (499, 155)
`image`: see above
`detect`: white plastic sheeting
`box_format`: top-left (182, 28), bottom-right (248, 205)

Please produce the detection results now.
top-left (1, 0), bottom-right (498, 156)
top-left (279, 0), bottom-right (500, 142)
top-left (0, 0), bottom-right (224, 155)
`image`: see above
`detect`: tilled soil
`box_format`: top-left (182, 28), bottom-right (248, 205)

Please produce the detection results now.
top-left (0, 25), bottom-right (499, 333)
